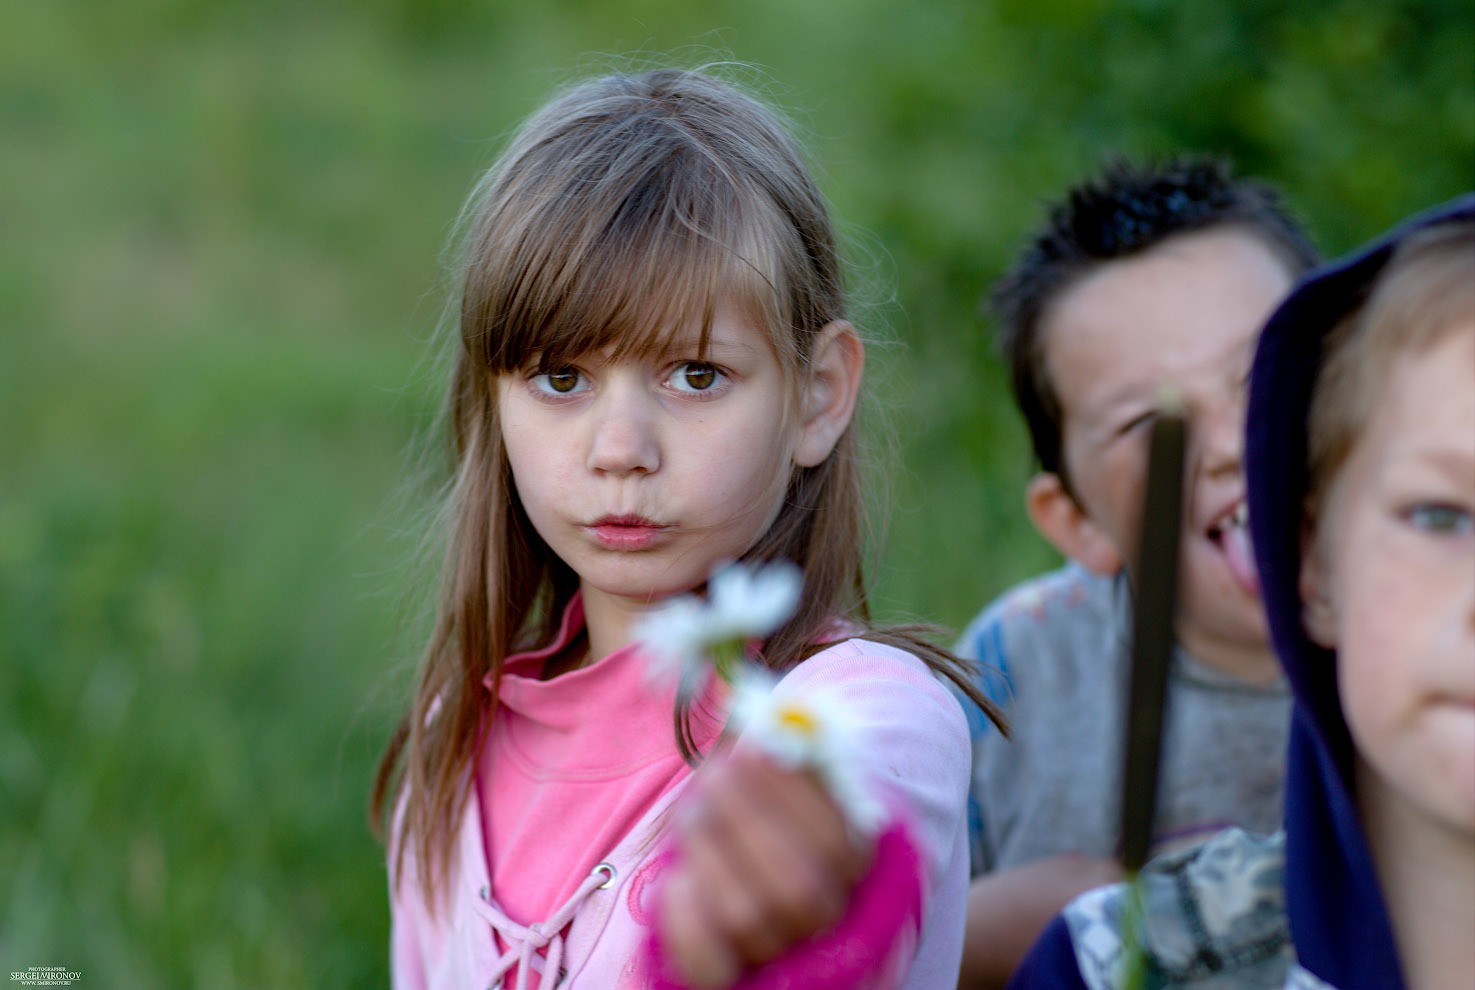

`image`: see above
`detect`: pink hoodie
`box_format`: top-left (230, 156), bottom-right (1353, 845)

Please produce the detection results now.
top-left (389, 612), bottom-right (971, 989)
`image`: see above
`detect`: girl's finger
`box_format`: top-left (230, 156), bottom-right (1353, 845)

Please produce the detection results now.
top-left (733, 752), bottom-right (874, 883)
top-left (680, 804), bottom-right (800, 964)
top-left (659, 867), bottom-right (742, 989)
top-left (716, 752), bottom-right (871, 890)
top-left (685, 757), bottom-right (857, 959)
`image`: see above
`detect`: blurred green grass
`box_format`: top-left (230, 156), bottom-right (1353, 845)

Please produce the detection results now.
top-left (2, 1), bottom-right (1470, 985)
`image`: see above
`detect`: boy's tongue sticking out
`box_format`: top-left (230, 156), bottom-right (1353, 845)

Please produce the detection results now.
top-left (1207, 500), bottom-right (1259, 597)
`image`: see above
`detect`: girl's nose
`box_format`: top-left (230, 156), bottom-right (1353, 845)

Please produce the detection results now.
top-left (587, 387), bottom-right (660, 476)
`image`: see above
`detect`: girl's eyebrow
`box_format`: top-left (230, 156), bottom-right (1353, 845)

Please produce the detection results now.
top-left (702, 337), bottom-right (759, 356)
top-left (660, 331), bottom-right (758, 358)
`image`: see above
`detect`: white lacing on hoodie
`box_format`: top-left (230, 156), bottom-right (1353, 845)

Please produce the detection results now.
top-left (472, 862), bottom-right (617, 990)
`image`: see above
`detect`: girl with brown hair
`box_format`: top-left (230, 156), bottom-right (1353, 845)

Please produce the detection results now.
top-left (372, 64), bottom-right (997, 989)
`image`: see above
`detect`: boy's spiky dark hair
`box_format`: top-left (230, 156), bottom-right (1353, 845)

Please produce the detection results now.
top-left (990, 154), bottom-right (1319, 486)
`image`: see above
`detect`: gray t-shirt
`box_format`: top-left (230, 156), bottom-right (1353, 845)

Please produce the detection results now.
top-left (956, 564), bottom-right (1290, 874)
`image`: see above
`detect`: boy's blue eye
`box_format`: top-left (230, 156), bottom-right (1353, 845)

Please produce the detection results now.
top-left (1406, 503), bottom-right (1474, 536)
top-left (668, 361), bottom-right (725, 393)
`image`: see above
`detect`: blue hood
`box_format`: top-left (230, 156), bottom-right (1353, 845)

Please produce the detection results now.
top-left (1244, 193), bottom-right (1475, 989)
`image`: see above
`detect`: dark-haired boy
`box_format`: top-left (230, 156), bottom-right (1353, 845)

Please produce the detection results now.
top-left (957, 156), bottom-right (1319, 988)
top-left (1009, 195), bottom-right (1475, 990)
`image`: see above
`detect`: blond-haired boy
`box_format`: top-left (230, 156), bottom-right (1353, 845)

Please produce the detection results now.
top-left (1009, 195), bottom-right (1475, 990)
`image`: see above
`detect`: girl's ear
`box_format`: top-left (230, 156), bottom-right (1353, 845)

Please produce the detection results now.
top-left (794, 321), bottom-right (864, 468)
top-left (1025, 473), bottom-right (1123, 575)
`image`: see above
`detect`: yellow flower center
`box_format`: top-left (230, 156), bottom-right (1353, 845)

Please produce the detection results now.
top-left (775, 703), bottom-right (819, 737)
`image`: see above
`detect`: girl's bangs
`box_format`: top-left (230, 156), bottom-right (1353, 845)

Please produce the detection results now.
top-left (545, 223), bottom-right (778, 373)
top-left (470, 154), bottom-right (791, 375)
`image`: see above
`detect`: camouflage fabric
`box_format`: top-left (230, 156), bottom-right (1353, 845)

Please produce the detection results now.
top-left (1063, 828), bottom-right (1330, 989)
top-left (1284, 964), bottom-right (1334, 989)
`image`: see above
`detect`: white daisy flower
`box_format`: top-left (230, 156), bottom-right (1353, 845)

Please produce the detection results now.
top-left (729, 667), bottom-right (887, 836)
top-left (704, 560), bottom-right (804, 642)
top-left (634, 593), bottom-right (713, 700)
top-left (634, 559), bottom-right (803, 694)
top-left (636, 561), bottom-right (881, 832)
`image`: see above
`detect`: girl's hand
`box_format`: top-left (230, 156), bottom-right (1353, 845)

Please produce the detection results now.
top-left (658, 750), bottom-right (875, 988)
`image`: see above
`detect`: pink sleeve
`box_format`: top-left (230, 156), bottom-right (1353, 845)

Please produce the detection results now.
top-left (766, 639), bottom-right (972, 894)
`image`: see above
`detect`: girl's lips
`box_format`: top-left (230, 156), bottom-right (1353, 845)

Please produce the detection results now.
top-left (587, 516), bottom-right (670, 551)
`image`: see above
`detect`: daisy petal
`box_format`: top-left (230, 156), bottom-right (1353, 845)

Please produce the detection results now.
top-left (729, 667), bottom-right (886, 835)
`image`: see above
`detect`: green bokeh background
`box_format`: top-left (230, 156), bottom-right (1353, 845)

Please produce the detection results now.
top-left (3, 1), bottom-right (1470, 985)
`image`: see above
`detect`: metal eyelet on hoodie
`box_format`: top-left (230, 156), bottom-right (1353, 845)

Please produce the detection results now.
top-left (593, 863), bottom-right (616, 889)
top-left (473, 863), bottom-right (620, 989)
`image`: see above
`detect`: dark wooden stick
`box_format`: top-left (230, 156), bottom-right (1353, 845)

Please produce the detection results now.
top-left (1119, 409), bottom-right (1187, 874)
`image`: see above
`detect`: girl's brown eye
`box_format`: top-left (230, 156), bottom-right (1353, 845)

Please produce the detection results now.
top-left (671, 361), bottom-right (724, 393)
top-left (683, 364), bottom-right (716, 390)
top-left (530, 366), bottom-right (588, 397)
